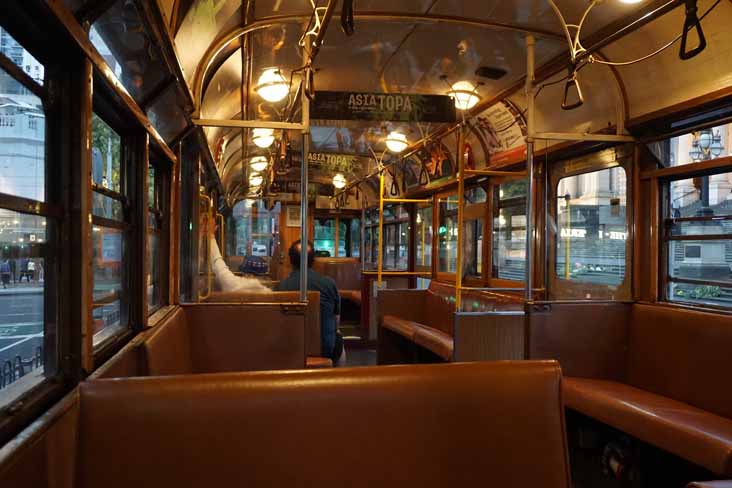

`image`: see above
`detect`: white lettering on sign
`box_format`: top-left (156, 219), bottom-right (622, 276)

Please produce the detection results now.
top-left (598, 230), bottom-right (628, 240)
top-left (560, 228), bottom-right (586, 239)
top-left (348, 93), bottom-right (413, 113)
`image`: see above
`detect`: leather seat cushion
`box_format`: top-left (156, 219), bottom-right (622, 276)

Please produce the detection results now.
top-left (340, 289), bottom-right (362, 305)
top-left (414, 326), bottom-right (454, 361)
top-left (382, 315), bottom-right (422, 340)
top-left (306, 356), bottom-right (333, 369)
top-left (564, 377), bottom-right (732, 476)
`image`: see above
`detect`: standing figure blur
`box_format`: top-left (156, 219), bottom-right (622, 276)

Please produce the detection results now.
top-left (0, 260), bottom-right (10, 289)
top-left (276, 241), bottom-right (346, 366)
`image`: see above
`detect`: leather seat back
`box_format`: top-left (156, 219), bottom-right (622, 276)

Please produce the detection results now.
top-left (313, 258), bottom-right (361, 290)
top-left (205, 291), bottom-right (321, 356)
top-left (627, 304), bottom-right (732, 419)
top-left (424, 281), bottom-right (456, 335)
top-left (76, 361), bottom-right (570, 488)
top-left (144, 307), bottom-right (193, 375)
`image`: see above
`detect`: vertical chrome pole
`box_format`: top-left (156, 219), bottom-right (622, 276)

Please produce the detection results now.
top-left (455, 125), bottom-right (466, 311)
top-left (299, 67), bottom-right (311, 302)
top-left (377, 171), bottom-right (385, 287)
top-left (525, 35), bottom-right (536, 302)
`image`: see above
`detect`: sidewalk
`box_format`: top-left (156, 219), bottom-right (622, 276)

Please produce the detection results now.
top-left (0, 283), bottom-right (44, 295)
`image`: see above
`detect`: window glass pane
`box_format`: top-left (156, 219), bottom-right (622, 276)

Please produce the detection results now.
top-left (337, 219), bottom-right (347, 258)
top-left (397, 222), bottom-right (409, 270)
top-left (659, 124), bottom-right (731, 167)
top-left (148, 164), bottom-right (156, 210)
top-left (464, 219), bottom-right (483, 277)
top-left (314, 218), bottom-right (335, 257)
top-left (0, 27), bottom-right (44, 85)
top-left (91, 114), bottom-right (122, 193)
top-left (416, 206), bottom-right (432, 272)
top-left (0, 211), bottom-right (50, 406)
top-left (232, 200), bottom-right (279, 262)
top-left (493, 180), bottom-right (527, 281)
top-left (556, 167), bottom-right (627, 286)
top-left (667, 170), bottom-right (732, 308)
top-left (350, 219), bottom-right (360, 258)
top-left (147, 231), bottom-right (160, 313)
top-left (90, 4), bottom-right (168, 104)
top-left (92, 226), bottom-right (128, 345)
top-left (438, 195), bottom-right (458, 273)
top-left (0, 69), bottom-right (45, 202)
top-left (465, 186), bottom-right (487, 204)
top-left (92, 193), bottom-right (124, 221)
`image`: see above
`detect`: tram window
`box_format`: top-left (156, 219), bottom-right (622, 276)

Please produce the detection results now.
top-left (650, 123), bottom-right (731, 167)
top-left (464, 187), bottom-right (487, 278)
top-left (493, 181), bottom-right (527, 281)
top-left (438, 195), bottom-right (459, 273)
top-left (314, 218), bottom-right (336, 257)
top-left (416, 206), bottom-right (433, 272)
top-left (349, 219), bottom-right (360, 258)
top-left (147, 162), bottom-right (167, 314)
top-left (555, 167), bottom-right (627, 286)
top-left (231, 200), bottom-right (279, 259)
top-left (363, 205), bottom-right (408, 270)
top-left (0, 31), bottom-right (58, 413)
top-left (91, 114), bottom-right (129, 347)
top-left (665, 170), bottom-right (732, 309)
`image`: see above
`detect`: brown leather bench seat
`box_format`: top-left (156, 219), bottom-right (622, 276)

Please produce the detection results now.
top-left (339, 289), bottom-right (362, 305)
top-left (538, 303), bottom-right (732, 477)
top-left (379, 282), bottom-right (523, 362)
top-left (74, 361), bottom-right (570, 488)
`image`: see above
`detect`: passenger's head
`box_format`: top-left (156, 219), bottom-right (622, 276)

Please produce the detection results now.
top-left (289, 240), bottom-right (315, 269)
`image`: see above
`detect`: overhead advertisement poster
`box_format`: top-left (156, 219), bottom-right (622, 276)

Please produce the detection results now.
top-left (307, 152), bottom-right (366, 175)
top-left (473, 101), bottom-right (527, 166)
top-left (311, 91), bottom-right (457, 123)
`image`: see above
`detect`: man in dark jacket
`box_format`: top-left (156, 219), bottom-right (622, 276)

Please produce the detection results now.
top-left (276, 240), bottom-right (345, 365)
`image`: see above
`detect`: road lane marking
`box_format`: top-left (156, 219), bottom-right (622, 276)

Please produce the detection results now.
top-left (0, 333), bottom-right (43, 353)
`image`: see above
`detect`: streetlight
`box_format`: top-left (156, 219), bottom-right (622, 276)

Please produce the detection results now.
top-left (689, 128), bottom-right (723, 209)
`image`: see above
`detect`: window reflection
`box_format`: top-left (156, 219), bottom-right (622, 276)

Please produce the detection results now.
top-left (92, 226), bottom-right (128, 345)
top-left (438, 195), bottom-right (458, 273)
top-left (493, 180), bottom-right (527, 281)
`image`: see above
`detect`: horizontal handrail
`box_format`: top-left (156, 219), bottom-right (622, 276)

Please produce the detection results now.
top-left (455, 310), bottom-right (526, 317)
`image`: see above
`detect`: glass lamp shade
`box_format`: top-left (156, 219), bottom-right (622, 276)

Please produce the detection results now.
top-left (332, 173), bottom-right (347, 189)
top-left (249, 173), bottom-right (264, 187)
top-left (255, 68), bottom-right (289, 103)
top-left (385, 131), bottom-right (408, 153)
top-left (449, 81), bottom-right (480, 110)
top-left (250, 156), bottom-right (269, 172)
top-left (252, 128), bottom-right (275, 148)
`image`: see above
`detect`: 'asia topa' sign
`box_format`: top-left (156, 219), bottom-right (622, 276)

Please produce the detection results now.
top-left (307, 152), bottom-right (365, 174)
top-left (311, 91), bottom-right (457, 123)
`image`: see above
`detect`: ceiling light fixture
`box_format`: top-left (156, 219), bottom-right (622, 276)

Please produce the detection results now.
top-left (449, 80), bottom-right (481, 110)
top-left (255, 68), bottom-right (289, 103)
top-left (332, 173), bottom-right (347, 189)
top-left (385, 131), bottom-right (408, 153)
top-left (252, 128), bottom-right (275, 148)
top-left (250, 156), bottom-right (269, 172)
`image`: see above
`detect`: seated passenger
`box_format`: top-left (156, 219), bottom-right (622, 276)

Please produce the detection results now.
top-left (207, 218), bottom-right (270, 293)
top-left (276, 240), bottom-right (346, 366)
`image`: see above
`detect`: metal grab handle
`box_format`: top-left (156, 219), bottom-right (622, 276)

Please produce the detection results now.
top-left (388, 170), bottom-right (399, 196)
top-left (562, 72), bottom-right (584, 111)
top-left (341, 0), bottom-right (354, 36)
top-left (198, 193), bottom-right (213, 301)
top-left (679, 0), bottom-right (706, 60)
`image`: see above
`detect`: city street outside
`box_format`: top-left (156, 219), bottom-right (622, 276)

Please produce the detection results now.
top-left (0, 282), bottom-right (43, 385)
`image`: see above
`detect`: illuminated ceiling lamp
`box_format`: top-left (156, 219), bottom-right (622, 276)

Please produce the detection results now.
top-left (449, 80), bottom-right (481, 111)
top-left (255, 68), bottom-right (289, 103)
top-left (618, 0), bottom-right (643, 3)
top-left (385, 131), bottom-right (408, 153)
top-left (249, 173), bottom-right (264, 187)
top-left (252, 128), bottom-right (275, 148)
top-left (250, 156), bottom-right (269, 172)
top-left (333, 173), bottom-right (347, 189)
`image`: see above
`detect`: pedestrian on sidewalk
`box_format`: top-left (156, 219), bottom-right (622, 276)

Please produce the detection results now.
top-left (0, 260), bottom-right (11, 289)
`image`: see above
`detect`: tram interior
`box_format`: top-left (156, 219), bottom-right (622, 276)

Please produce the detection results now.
top-left (1, 0), bottom-right (732, 487)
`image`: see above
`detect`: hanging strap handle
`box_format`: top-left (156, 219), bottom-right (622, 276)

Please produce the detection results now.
top-left (679, 0), bottom-right (706, 60)
top-left (418, 164), bottom-right (429, 186)
top-left (341, 0), bottom-right (354, 36)
top-left (562, 69), bottom-right (584, 111)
